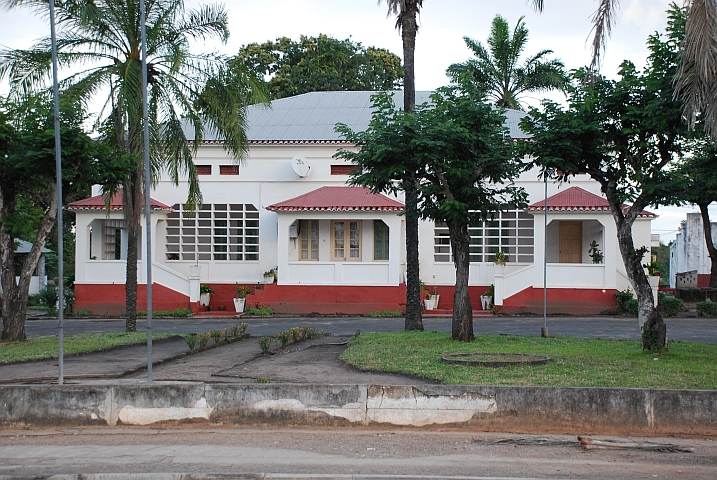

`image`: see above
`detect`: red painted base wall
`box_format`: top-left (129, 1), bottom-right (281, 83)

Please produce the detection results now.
top-left (501, 287), bottom-right (618, 315)
top-left (74, 283), bottom-right (190, 316)
top-left (75, 282), bottom-right (618, 316)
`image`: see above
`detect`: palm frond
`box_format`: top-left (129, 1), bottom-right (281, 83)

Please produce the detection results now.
top-left (676, 0), bottom-right (717, 138)
top-left (589, 0), bottom-right (620, 72)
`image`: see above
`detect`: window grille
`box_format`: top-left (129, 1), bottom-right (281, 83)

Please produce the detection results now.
top-left (166, 203), bottom-right (259, 261)
top-left (433, 210), bottom-right (534, 263)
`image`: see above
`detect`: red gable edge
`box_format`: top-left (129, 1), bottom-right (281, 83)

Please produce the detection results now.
top-left (66, 191), bottom-right (174, 212)
top-left (527, 186), bottom-right (656, 218)
top-left (266, 186), bottom-right (404, 212)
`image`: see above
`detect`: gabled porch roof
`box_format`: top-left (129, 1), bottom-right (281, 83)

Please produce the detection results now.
top-left (266, 186), bottom-right (405, 212)
top-left (526, 186), bottom-right (656, 218)
top-left (66, 191), bottom-right (174, 212)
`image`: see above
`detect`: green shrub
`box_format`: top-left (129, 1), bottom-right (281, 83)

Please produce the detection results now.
top-left (244, 305), bottom-right (274, 315)
top-left (258, 336), bottom-right (272, 354)
top-left (184, 334), bottom-right (197, 350)
top-left (197, 333), bottom-right (210, 348)
top-left (27, 294), bottom-right (42, 307)
top-left (696, 301), bottom-right (717, 317)
top-left (277, 330), bottom-right (292, 348)
top-left (136, 308), bottom-right (192, 318)
top-left (38, 286), bottom-right (59, 315)
top-left (614, 289), bottom-right (633, 314)
top-left (366, 310), bottom-right (403, 317)
top-left (210, 329), bottom-right (223, 343)
top-left (660, 297), bottom-right (682, 317)
top-left (230, 323), bottom-right (248, 338)
top-left (75, 309), bottom-right (92, 317)
top-left (626, 299), bottom-right (639, 316)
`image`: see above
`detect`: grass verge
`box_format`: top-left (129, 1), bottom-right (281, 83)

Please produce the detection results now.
top-left (340, 331), bottom-right (717, 390)
top-left (0, 332), bottom-right (175, 364)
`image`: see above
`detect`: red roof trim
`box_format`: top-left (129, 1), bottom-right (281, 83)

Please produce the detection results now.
top-left (267, 186), bottom-right (405, 212)
top-left (527, 186), bottom-right (655, 218)
top-left (66, 191), bottom-right (174, 212)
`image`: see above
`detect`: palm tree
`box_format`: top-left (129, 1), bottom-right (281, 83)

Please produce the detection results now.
top-left (379, 1), bottom-right (545, 332)
top-left (0, 0), bottom-right (266, 332)
top-left (446, 15), bottom-right (568, 110)
top-left (378, 0), bottom-right (424, 331)
top-left (588, 0), bottom-right (717, 139)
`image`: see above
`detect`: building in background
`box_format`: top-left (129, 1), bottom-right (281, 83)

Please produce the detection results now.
top-left (69, 91), bottom-right (654, 315)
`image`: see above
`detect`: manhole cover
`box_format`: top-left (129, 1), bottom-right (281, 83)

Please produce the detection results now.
top-left (441, 352), bottom-right (551, 368)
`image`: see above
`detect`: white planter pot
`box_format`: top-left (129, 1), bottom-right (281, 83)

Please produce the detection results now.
top-left (648, 276), bottom-right (660, 288)
top-left (424, 298), bottom-right (435, 310)
top-left (480, 295), bottom-right (493, 310)
top-left (423, 295), bottom-right (440, 310)
top-left (199, 293), bottom-right (211, 307)
top-left (263, 275), bottom-right (275, 284)
top-left (233, 297), bottom-right (246, 313)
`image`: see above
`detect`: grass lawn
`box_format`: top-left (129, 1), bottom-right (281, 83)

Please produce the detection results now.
top-left (0, 332), bottom-right (176, 364)
top-left (340, 331), bottom-right (717, 390)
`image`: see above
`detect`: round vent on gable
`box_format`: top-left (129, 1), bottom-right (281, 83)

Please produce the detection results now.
top-left (291, 156), bottom-right (312, 178)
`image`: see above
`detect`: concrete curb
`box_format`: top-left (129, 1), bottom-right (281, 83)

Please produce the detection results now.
top-left (2, 383), bottom-right (716, 435)
top-left (0, 475), bottom-right (529, 480)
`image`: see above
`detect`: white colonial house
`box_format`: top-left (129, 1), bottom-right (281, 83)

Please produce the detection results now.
top-left (68, 91), bottom-right (654, 315)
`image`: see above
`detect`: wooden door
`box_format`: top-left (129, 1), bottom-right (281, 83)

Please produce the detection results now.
top-left (331, 221), bottom-right (362, 261)
top-left (559, 221), bottom-right (582, 263)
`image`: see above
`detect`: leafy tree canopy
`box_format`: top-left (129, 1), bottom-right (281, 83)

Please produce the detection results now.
top-left (519, 7), bottom-right (689, 350)
top-left (234, 34), bottom-right (403, 99)
top-left (336, 87), bottom-right (526, 341)
top-left (0, 94), bottom-right (117, 340)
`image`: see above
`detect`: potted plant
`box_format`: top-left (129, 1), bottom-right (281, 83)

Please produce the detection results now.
top-left (481, 284), bottom-right (494, 310)
top-left (494, 250), bottom-right (509, 266)
top-left (263, 268), bottom-right (277, 284)
top-left (199, 285), bottom-right (214, 307)
top-left (588, 240), bottom-right (604, 264)
top-left (234, 286), bottom-right (252, 313)
top-left (643, 261), bottom-right (661, 287)
top-left (424, 286), bottom-right (440, 310)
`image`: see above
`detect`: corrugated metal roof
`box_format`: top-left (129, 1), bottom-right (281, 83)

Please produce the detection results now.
top-left (527, 186), bottom-right (656, 218)
top-left (184, 91), bottom-right (530, 143)
top-left (14, 239), bottom-right (51, 254)
top-left (266, 186), bottom-right (405, 212)
top-left (67, 191), bottom-right (174, 212)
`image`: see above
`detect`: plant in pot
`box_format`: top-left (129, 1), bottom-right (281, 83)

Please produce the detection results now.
top-left (643, 261), bottom-right (661, 287)
top-left (494, 250), bottom-right (509, 266)
top-left (588, 240), bottom-right (604, 264)
top-left (199, 285), bottom-right (213, 307)
top-left (424, 286), bottom-right (440, 311)
top-left (234, 286), bottom-right (252, 313)
top-left (481, 284), bottom-right (494, 310)
top-left (263, 267), bottom-right (277, 284)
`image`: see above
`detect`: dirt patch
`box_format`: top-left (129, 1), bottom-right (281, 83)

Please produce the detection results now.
top-left (136, 335), bottom-right (428, 385)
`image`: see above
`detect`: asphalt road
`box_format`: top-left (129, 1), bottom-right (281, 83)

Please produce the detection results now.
top-left (22, 314), bottom-right (717, 344)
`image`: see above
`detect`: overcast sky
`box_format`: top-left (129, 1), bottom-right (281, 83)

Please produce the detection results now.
top-left (0, 0), bottom-right (699, 242)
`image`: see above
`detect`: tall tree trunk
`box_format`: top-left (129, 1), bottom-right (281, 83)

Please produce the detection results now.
top-left (1, 186), bottom-right (58, 341)
top-left (449, 220), bottom-right (474, 342)
top-left (613, 210), bottom-right (666, 350)
top-left (698, 203), bottom-right (717, 288)
top-left (404, 173), bottom-right (423, 330)
top-left (123, 176), bottom-right (141, 332)
top-left (401, 1), bottom-right (423, 331)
